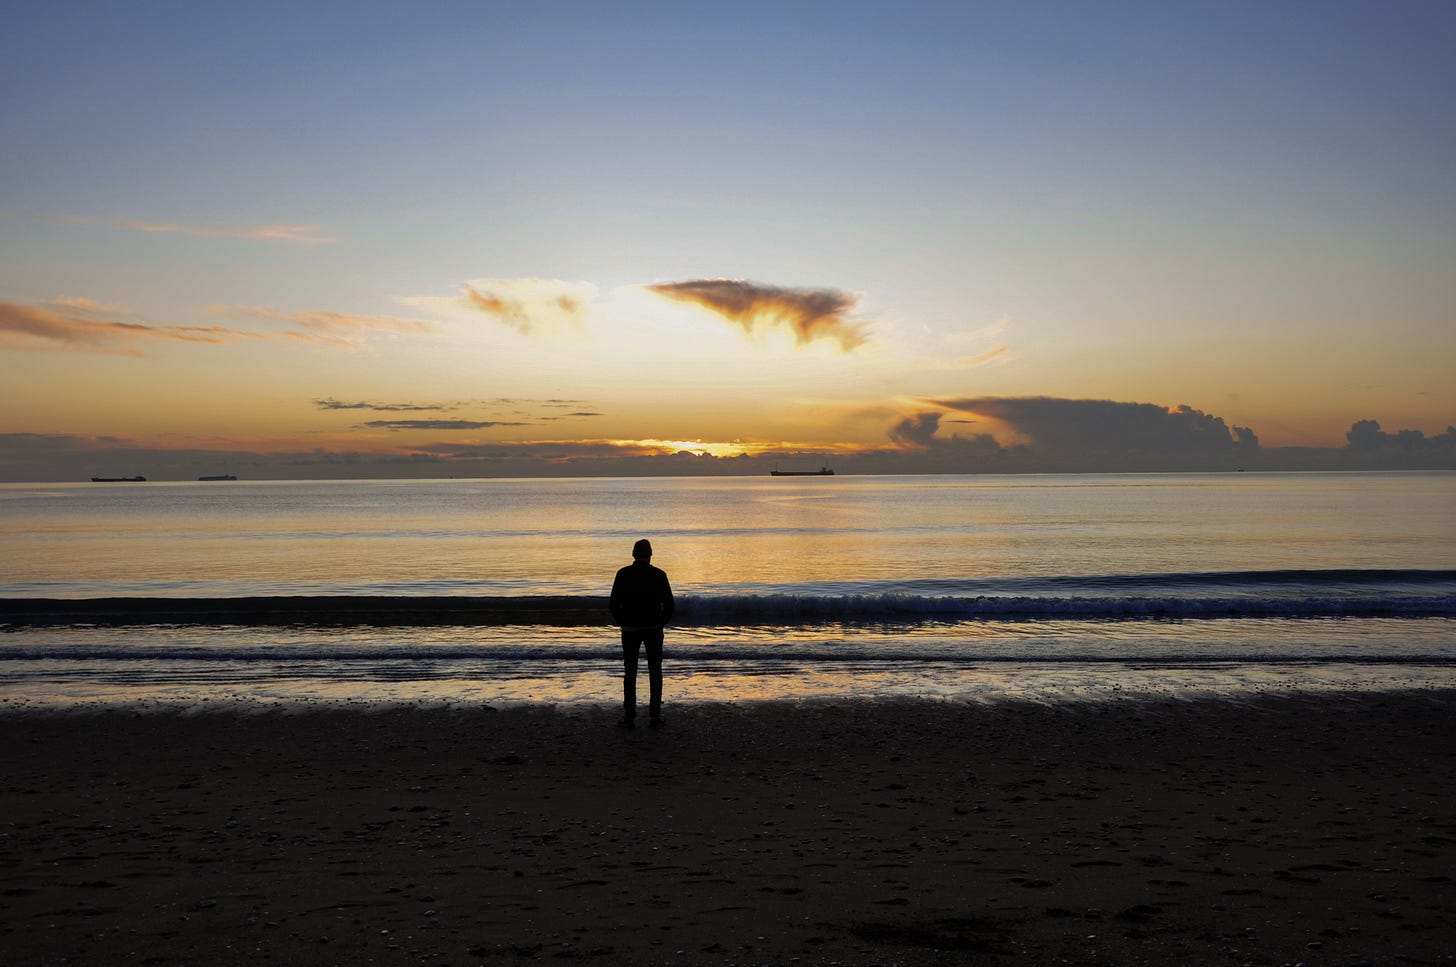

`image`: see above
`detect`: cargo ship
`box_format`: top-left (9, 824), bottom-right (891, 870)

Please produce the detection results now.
top-left (198, 474), bottom-right (238, 481)
top-left (769, 466), bottom-right (835, 477)
top-left (91, 476), bottom-right (147, 482)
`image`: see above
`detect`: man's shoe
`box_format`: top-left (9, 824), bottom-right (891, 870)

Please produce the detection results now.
top-left (617, 718), bottom-right (635, 729)
top-left (648, 717), bottom-right (664, 729)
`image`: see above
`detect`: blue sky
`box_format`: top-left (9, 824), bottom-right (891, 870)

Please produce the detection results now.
top-left (2, 1), bottom-right (1453, 478)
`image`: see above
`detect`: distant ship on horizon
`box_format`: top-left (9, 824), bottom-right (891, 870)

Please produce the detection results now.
top-left (91, 476), bottom-right (146, 482)
top-left (769, 465), bottom-right (835, 477)
top-left (198, 474), bottom-right (238, 481)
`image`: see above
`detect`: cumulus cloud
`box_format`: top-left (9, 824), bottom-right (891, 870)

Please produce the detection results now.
top-left (647, 279), bottom-right (869, 351)
top-left (889, 412), bottom-right (943, 448)
top-left (0, 298), bottom-right (262, 354)
top-left (1346, 419), bottom-right (1456, 453)
top-left (879, 410), bottom-right (1005, 466)
top-left (933, 397), bottom-right (1260, 458)
top-left (860, 397), bottom-right (1275, 472)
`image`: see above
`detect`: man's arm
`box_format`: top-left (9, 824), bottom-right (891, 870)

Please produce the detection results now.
top-left (608, 569), bottom-right (625, 625)
top-left (659, 571), bottom-right (675, 625)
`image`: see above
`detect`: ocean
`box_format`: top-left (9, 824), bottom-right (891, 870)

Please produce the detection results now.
top-left (2, 472), bottom-right (1453, 710)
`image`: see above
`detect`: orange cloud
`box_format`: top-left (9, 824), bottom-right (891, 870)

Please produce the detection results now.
top-left (0, 299), bottom-right (262, 354)
top-left (0, 297), bottom-right (434, 355)
top-left (647, 279), bottom-right (869, 351)
top-left (397, 278), bottom-right (595, 336)
top-left (206, 306), bottom-right (434, 349)
top-left (456, 278), bottom-right (594, 335)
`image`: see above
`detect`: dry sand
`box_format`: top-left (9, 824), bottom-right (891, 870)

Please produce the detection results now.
top-left (2, 693), bottom-right (1453, 966)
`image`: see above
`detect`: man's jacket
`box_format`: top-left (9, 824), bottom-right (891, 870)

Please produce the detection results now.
top-left (610, 562), bottom-right (675, 630)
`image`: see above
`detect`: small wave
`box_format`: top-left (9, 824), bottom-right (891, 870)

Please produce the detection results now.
top-left (680, 592), bottom-right (1456, 622)
top-left (3, 568), bottom-right (1454, 628)
top-left (1038, 568), bottom-right (1456, 588)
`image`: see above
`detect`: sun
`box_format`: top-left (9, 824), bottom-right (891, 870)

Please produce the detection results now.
top-left (619, 439), bottom-right (769, 458)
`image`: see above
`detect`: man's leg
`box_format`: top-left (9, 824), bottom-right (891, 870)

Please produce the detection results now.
top-left (644, 629), bottom-right (664, 724)
top-left (621, 631), bottom-right (640, 725)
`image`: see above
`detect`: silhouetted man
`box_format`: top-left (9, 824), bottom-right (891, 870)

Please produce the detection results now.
top-left (609, 538), bottom-right (674, 728)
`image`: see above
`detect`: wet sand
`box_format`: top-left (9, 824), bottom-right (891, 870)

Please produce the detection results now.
top-left (2, 693), bottom-right (1454, 966)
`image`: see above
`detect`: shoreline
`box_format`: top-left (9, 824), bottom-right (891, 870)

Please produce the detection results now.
top-left (5, 664), bottom-right (1456, 716)
top-left (3, 692), bottom-right (1454, 965)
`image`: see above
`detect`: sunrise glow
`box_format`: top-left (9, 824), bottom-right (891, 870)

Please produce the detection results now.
top-left (2, 4), bottom-right (1452, 480)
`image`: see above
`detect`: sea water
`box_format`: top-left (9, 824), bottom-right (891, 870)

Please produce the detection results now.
top-left (2, 473), bottom-right (1453, 709)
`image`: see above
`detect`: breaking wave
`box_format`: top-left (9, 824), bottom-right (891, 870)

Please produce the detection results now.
top-left (2, 569), bottom-right (1453, 627)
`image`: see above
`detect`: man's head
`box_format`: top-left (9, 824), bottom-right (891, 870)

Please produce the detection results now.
top-left (632, 538), bottom-right (653, 561)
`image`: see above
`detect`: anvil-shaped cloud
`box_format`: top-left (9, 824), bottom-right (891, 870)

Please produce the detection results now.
top-left (931, 397), bottom-right (1260, 455)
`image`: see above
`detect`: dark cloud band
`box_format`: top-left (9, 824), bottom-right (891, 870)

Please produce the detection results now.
top-left (361, 420), bottom-right (528, 431)
top-left (315, 399), bottom-right (449, 412)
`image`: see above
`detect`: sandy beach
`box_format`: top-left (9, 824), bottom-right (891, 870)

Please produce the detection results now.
top-left (2, 693), bottom-right (1453, 966)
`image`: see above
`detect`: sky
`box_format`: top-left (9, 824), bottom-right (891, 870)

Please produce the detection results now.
top-left (2, 0), bottom-right (1454, 480)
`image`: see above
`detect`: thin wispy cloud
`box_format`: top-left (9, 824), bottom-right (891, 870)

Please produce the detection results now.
top-left (928, 316), bottom-right (1013, 370)
top-left (40, 214), bottom-right (335, 245)
top-left (314, 399), bottom-right (454, 413)
top-left (961, 316), bottom-right (1011, 342)
top-left (361, 419), bottom-right (530, 431)
top-left (0, 298), bottom-right (262, 355)
top-left (1, 296), bottom-right (435, 355)
top-left (474, 398), bottom-right (592, 408)
top-left (208, 306), bottom-right (434, 349)
top-left (896, 320), bottom-right (1013, 372)
top-left (647, 279), bottom-right (869, 351)
top-left (314, 397), bottom-right (604, 428)
top-left (536, 411), bottom-right (605, 422)
top-left (405, 279), bottom-right (597, 336)
top-left (953, 344), bottom-right (1011, 368)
